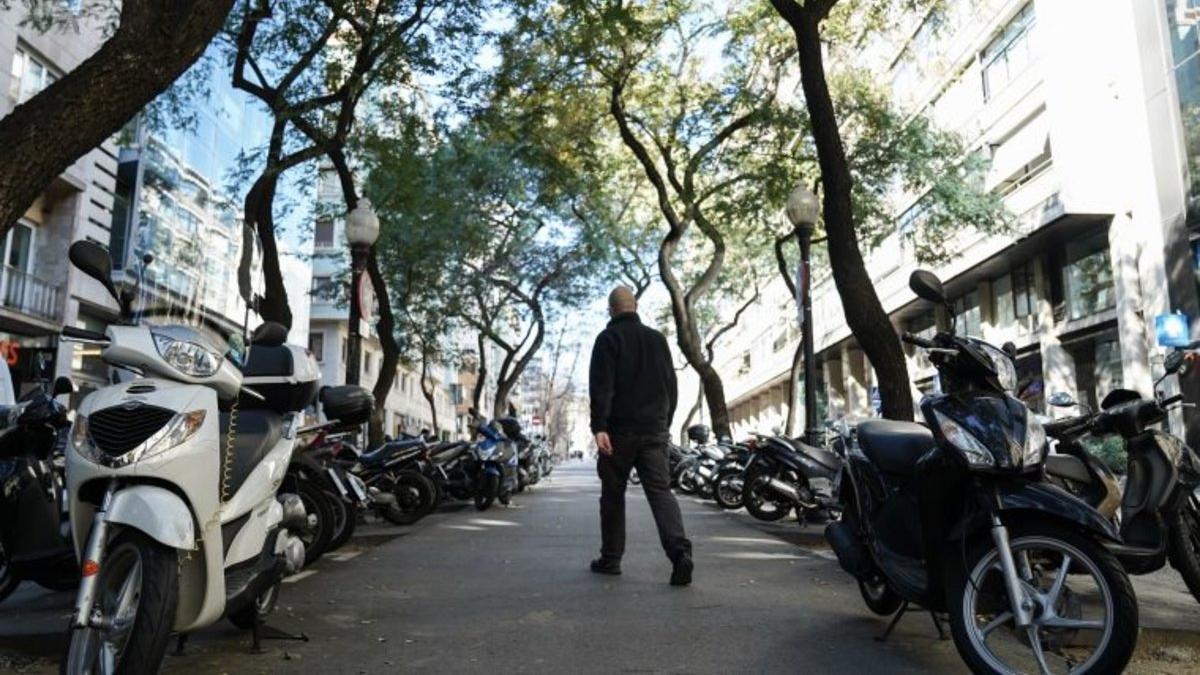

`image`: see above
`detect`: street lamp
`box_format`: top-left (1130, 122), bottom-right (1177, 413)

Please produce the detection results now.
top-left (786, 183), bottom-right (820, 446)
top-left (345, 197), bottom-right (379, 386)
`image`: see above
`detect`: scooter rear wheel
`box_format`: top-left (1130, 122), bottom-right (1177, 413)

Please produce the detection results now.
top-left (296, 480), bottom-right (335, 565)
top-left (742, 471), bottom-right (791, 522)
top-left (382, 471), bottom-right (438, 524)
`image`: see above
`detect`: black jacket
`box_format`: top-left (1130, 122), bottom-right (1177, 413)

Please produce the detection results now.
top-left (589, 312), bottom-right (677, 434)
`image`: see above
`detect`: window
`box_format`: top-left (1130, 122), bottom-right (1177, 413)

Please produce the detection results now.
top-left (1064, 238), bottom-right (1114, 321)
top-left (4, 221), bottom-right (34, 273)
top-left (308, 332), bottom-right (324, 362)
top-left (953, 290), bottom-right (982, 337)
top-left (314, 219), bottom-right (334, 248)
top-left (8, 46), bottom-right (59, 103)
top-left (981, 3), bottom-right (1036, 100)
top-left (311, 275), bottom-right (333, 299)
top-left (993, 263), bottom-right (1036, 325)
top-left (1013, 263), bottom-right (1036, 319)
top-left (364, 352), bottom-right (374, 376)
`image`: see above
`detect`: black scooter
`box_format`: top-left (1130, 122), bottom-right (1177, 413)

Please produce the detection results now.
top-left (825, 270), bottom-right (1137, 675)
top-left (1042, 347), bottom-right (1200, 604)
top-left (0, 376), bottom-right (78, 603)
top-left (742, 433), bottom-right (843, 524)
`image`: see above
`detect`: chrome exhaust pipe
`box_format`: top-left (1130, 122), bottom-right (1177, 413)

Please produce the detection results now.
top-left (764, 477), bottom-right (819, 509)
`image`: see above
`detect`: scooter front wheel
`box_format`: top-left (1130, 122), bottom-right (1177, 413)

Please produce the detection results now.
top-left (62, 530), bottom-right (178, 675)
top-left (946, 522), bottom-right (1137, 675)
top-left (0, 542), bottom-right (18, 604)
top-left (475, 473), bottom-right (499, 511)
top-left (1168, 486), bottom-right (1200, 604)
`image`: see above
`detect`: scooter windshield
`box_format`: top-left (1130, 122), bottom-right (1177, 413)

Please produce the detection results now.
top-left (125, 213), bottom-right (264, 365)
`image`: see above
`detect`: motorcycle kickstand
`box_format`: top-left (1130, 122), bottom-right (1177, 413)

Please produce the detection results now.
top-left (250, 614), bottom-right (310, 654)
top-left (875, 601), bottom-right (909, 642)
top-left (929, 611), bottom-right (947, 640)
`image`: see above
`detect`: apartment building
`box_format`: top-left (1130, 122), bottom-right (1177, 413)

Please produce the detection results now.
top-left (0, 7), bottom-right (119, 398)
top-left (307, 170), bottom-right (457, 440)
top-left (707, 0), bottom-right (1200, 440)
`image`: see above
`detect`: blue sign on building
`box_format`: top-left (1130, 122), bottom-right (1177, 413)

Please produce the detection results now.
top-left (1156, 313), bottom-right (1191, 347)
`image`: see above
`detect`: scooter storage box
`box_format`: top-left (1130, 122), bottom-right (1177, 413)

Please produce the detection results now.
top-left (320, 385), bottom-right (374, 425)
top-left (498, 416), bottom-right (523, 440)
top-left (240, 343), bottom-right (321, 413)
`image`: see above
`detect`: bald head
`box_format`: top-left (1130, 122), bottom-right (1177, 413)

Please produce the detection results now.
top-left (608, 286), bottom-right (637, 316)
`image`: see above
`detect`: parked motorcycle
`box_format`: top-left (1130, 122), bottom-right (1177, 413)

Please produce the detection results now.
top-left (825, 270), bottom-right (1137, 674)
top-left (1041, 347), bottom-right (1200, 604)
top-left (741, 431), bottom-right (844, 524)
top-left (58, 233), bottom-right (349, 672)
top-left (333, 430), bottom-right (439, 526)
top-left (712, 440), bottom-right (755, 510)
top-left (675, 425), bottom-right (726, 498)
top-left (472, 418), bottom-right (519, 510)
top-left (0, 377), bottom-right (79, 604)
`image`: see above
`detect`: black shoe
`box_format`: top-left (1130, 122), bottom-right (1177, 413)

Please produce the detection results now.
top-left (670, 555), bottom-right (693, 586)
top-left (590, 558), bottom-right (621, 575)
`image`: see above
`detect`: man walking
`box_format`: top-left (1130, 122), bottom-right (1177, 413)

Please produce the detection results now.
top-left (588, 286), bottom-right (693, 585)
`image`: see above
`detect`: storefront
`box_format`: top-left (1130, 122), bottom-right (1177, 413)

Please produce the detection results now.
top-left (0, 330), bottom-right (56, 397)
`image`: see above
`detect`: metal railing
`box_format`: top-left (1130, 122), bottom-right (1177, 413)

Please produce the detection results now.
top-left (1, 265), bottom-right (61, 321)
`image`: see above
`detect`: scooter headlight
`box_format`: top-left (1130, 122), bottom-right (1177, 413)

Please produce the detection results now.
top-left (933, 410), bottom-right (995, 468)
top-left (72, 410), bottom-right (206, 467)
top-left (978, 342), bottom-right (1018, 394)
top-left (153, 333), bottom-right (223, 378)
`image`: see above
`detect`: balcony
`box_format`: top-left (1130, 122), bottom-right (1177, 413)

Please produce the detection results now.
top-left (1, 266), bottom-right (61, 322)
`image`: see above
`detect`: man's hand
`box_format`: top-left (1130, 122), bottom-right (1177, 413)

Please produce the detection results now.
top-left (594, 431), bottom-right (613, 457)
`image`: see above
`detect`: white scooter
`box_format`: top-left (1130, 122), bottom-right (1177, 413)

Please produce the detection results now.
top-left (58, 230), bottom-right (352, 673)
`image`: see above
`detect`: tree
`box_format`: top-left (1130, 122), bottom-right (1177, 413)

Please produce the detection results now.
top-left (767, 0), bottom-right (1006, 420)
top-left (493, 0), bottom-right (800, 439)
top-left (231, 0), bottom-right (483, 444)
top-left (0, 0), bottom-right (235, 238)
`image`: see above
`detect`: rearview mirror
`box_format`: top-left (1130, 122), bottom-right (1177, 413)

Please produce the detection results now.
top-left (909, 270), bottom-right (946, 305)
top-left (1165, 350), bottom-right (1186, 375)
top-left (1048, 392), bottom-right (1076, 408)
top-left (68, 241), bottom-right (119, 303)
top-left (52, 376), bottom-right (76, 397)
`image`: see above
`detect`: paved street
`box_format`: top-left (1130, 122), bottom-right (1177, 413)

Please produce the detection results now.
top-left (2, 461), bottom-right (1200, 674)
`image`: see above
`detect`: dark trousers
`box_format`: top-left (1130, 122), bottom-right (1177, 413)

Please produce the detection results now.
top-left (597, 431), bottom-right (692, 564)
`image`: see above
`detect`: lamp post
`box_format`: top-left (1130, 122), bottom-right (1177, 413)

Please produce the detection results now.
top-left (786, 184), bottom-right (820, 445)
top-left (344, 198), bottom-right (379, 386)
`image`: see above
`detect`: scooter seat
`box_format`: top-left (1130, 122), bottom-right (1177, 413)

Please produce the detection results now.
top-left (360, 439), bottom-right (424, 467)
top-left (219, 410), bottom-right (283, 498)
top-left (856, 420), bottom-right (933, 476)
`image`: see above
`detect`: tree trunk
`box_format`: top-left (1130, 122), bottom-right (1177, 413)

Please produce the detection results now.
top-left (244, 172), bottom-right (293, 328)
top-left (472, 331), bottom-right (487, 414)
top-left (680, 384), bottom-right (704, 445)
top-left (773, 3), bottom-right (914, 421)
top-left (420, 352), bottom-right (440, 436)
top-left (0, 0), bottom-right (235, 237)
top-left (365, 249), bottom-right (399, 447)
